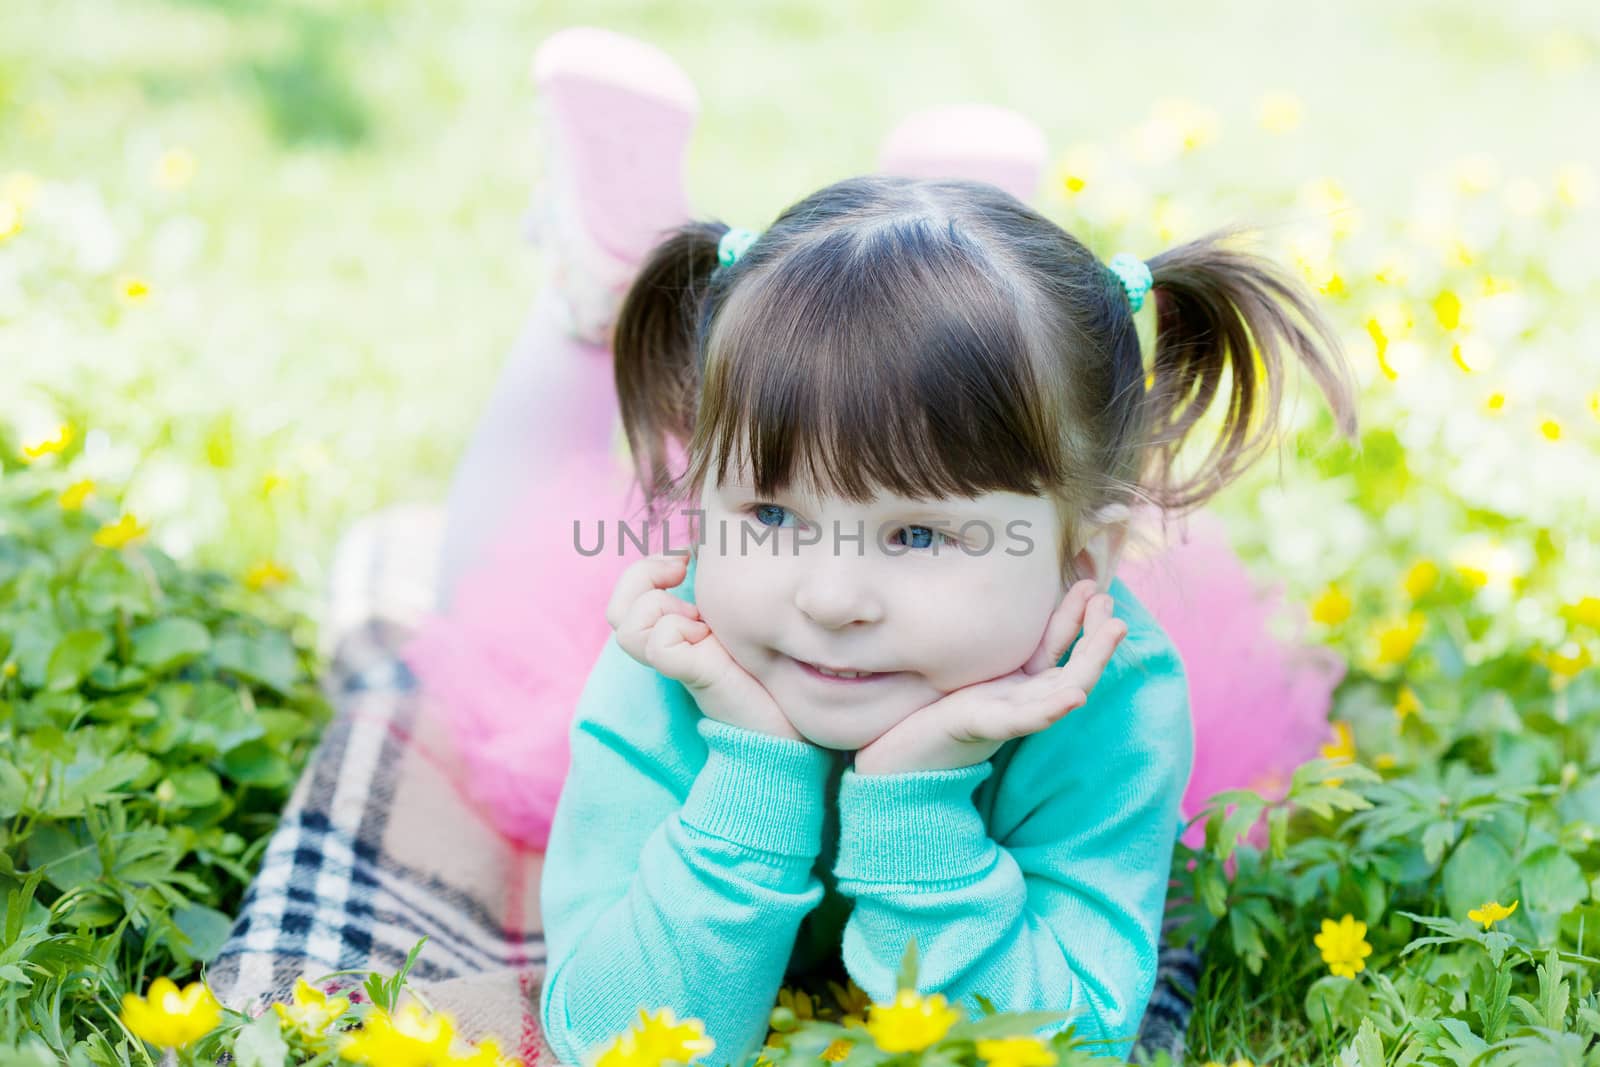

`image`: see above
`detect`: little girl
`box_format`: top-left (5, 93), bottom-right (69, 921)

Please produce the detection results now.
top-left (403, 26), bottom-right (1359, 1067)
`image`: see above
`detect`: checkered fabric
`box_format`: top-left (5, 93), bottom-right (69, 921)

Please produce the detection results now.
top-left (205, 503), bottom-right (1201, 1065)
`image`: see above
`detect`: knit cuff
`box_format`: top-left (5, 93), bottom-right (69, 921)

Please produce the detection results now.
top-left (679, 718), bottom-right (834, 859)
top-left (833, 761), bottom-right (996, 889)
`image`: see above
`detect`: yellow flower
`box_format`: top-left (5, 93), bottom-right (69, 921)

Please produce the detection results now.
top-left (1540, 418), bottom-right (1563, 441)
top-left (245, 559), bottom-right (293, 590)
top-left (594, 1032), bottom-right (653, 1067)
top-left (778, 987), bottom-right (816, 1022)
top-left (1432, 290), bottom-right (1462, 331)
top-left (0, 200), bottom-right (19, 241)
top-left (1365, 318), bottom-right (1396, 380)
top-left (118, 275), bottom-right (151, 303)
top-left (271, 978), bottom-right (349, 1046)
top-left (1394, 686), bottom-right (1422, 721)
top-left (58, 479), bottom-right (96, 510)
top-left (1535, 643), bottom-right (1593, 680)
top-left (1402, 560), bottom-right (1439, 599)
top-left (155, 148), bottom-right (195, 189)
top-left (1485, 391), bottom-right (1507, 414)
top-left (120, 977), bottom-right (222, 1049)
top-left (1310, 584), bottom-right (1353, 626)
top-left (1372, 613), bottom-right (1426, 668)
top-left (340, 1003), bottom-right (456, 1067)
top-left (1256, 91), bottom-right (1302, 135)
top-left (1321, 721), bottom-right (1355, 763)
top-left (1320, 721), bottom-right (1355, 786)
top-left (766, 986), bottom-right (817, 1050)
top-left (1314, 914), bottom-right (1373, 980)
top-left (828, 978), bottom-right (874, 1031)
top-left (1056, 143), bottom-right (1105, 198)
top-left (629, 1007), bottom-right (716, 1064)
top-left (1467, 899), bottom-right (1518, 930)
top-left (447, 1036), bottom-right (524, 1066)
top-left (20, 423), bottom-right (74, 462)
top-left (820, 1039), bottom-right (854, 1062)
top-left (976, 1035), bottom-right (1059, 1067)
top-left (864, 990), bottom-right (963, 1053)
top-left (93, 513), bottom-right (149, 548)
top-left (1565, 596), bottom-right (1600, 630)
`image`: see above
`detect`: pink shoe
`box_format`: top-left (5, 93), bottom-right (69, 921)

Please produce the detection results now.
top-left (526, 27), bottom-right (700, 346)
top-left (876, 104), bottom-right (1048, 205)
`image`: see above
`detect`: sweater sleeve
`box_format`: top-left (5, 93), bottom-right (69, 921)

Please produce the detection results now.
top-left (539, 634), bottom-right (836, 1067)
top-left (831, 634), bottom-right (1193, 1062)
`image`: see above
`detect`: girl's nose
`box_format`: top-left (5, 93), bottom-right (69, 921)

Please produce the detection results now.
top-left (793, 560), bottom-right (885, 629)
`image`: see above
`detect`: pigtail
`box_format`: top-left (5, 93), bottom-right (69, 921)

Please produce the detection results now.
top-left (1137, 223), bottom-right (1360, 513)
top-left (612, 220), bottom-right (726, 515)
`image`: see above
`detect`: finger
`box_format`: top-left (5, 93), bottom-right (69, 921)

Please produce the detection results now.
top-left (605, 552), bottom-right (692, 631)
top-left (959, 681), bottom-right (1088, 744)
top-left (1022, 579), bottom-right (1098, 675)
top-left (644, 613), bottom-right (718, 687)
top-left (1059, 596), bottom-right (1127, 687)
top-left (615, 588), bottom-right (703, 665)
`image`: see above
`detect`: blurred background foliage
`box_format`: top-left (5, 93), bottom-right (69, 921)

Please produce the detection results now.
top-left (3, 0), bottom-right (1597, 626)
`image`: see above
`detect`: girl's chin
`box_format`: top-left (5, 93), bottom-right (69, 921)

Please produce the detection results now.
top-left (785, 706), bottom-right (911, 753)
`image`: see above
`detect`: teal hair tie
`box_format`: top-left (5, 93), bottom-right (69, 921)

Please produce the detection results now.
top-left (717, 226), bottom-right (761, 269)
top-left (1107, 251), bottom-right (1153, 313)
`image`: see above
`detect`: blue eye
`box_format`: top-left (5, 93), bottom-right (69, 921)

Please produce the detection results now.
top-left (887, 524), bottom-right (961, 550)
top-left (749, 503), bottom-right (799, 528)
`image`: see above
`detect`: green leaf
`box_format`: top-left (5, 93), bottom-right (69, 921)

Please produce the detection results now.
top-left (211, 630), bottom-right (299, 695)
top-left (221, 741), bottom-right (290, 786)
top-left (170, 902), bottom-right (235, 964)
top-left (1420, 819), bottom-right (1460, 866)
top-left (75, 550), bottom-right (153, 615)
top-left (131, 617), bottom-right (212, 673)
top-left (165, 765), bottom-right (222, 808)
top-left (1519, 844), bottom-right (1587, 919)
top-left (945, 1010), bottom-right (1077, 1041)
top-left (27, 822), bottom-right (104, 892)
top-left (233, 1008), bottom-right (290, 1067)
top-left (1268, 805), bottom-right (1289, 861)
top-left (1304, 975), bottom-right (1370, 1035)
top-left (897, 937), bottom-right (921, 993)
top-left (1352, 1017), bottom-right (1384, 1067)
top-left (1198, 860), bottom-right (1228, 918)
top-left (45, 630), bottom-right (113, 692)
top-left (1442, 833), bottom-right (1514, 921)
top-left (0, 760), bottom-right (27, 818)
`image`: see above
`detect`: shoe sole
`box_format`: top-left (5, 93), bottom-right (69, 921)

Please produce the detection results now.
top-left (531, 26), bottom-right (699, 265)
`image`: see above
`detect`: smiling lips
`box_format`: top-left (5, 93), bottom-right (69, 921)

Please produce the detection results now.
top-left (789, 656), bottom-right (899, 683)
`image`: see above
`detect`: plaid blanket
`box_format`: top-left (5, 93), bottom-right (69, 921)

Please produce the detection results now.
top-left (206, 504), bottom-right (1201, 1065)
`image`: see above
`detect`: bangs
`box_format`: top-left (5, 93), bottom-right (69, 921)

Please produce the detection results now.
top-left (690, 220), bottom-right (1072, 505)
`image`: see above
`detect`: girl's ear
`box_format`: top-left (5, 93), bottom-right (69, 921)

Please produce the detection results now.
top-left (1069, 502), bottom-right (1132, 593)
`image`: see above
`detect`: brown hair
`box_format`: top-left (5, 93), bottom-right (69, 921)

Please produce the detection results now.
top-left (612, 175), bottom-right (1358, 578)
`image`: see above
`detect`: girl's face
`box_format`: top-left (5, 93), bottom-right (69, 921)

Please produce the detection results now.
top-left (692, 466), bottom-right (1067, 751)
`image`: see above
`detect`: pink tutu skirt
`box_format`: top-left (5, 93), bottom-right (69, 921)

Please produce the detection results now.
top-left (400, 454), bottom-right (1345, 851)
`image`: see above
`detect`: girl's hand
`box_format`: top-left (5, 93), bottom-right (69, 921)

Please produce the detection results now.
top-left (606, 551), bottom-right (805, 742)
top-left (851, 580), bottom-right (1128, 775)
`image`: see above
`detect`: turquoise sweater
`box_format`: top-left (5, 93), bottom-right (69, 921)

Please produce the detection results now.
top-left (539, 553), bottom-right (1194, 1067)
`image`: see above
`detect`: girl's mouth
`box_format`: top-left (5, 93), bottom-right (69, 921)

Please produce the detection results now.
top-left (789, 656), bottom-right (900, 684)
